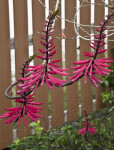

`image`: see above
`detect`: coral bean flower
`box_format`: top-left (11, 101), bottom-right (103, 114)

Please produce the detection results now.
top-left (19, 11), bottom-right (69, 91)
top-left (0, 93), bottom-right (43, 126)
top-left (78, 121), bottom-right (96, 136)
top-left (78, 111), bottom-right (96, 136)
top-left (0, 59), bottom-right (43, 126)
top-left (70, 13), bottom-right (114, 87)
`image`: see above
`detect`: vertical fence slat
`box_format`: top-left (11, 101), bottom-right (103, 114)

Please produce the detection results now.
top-left (95, 0), bottom-right (105, 110)
top-left (65, 0), bottom-right (79, 122)
top-left (80, 2), bottom-right (93, 114)
top-left (32, 0), bottom-right (49, 130)
top-left (49, 1), bottom-right (64, 128)
top-left (108, 8), bottom-right (114, 61)
top-left (0, 0), bottom-right (13, 149)
top-left (13, 0), bottom-right (31, 139)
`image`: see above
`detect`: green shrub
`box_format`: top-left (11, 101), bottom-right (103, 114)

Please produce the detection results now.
top-left (9, 107), bottom-right (114, 150)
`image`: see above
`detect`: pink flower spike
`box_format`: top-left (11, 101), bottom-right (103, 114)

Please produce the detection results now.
top-left (89, 75), bottom-right (98, 87)
top-left (94, 35), bottom-right (99, 39)
top-left (71, 72), bottom-right (82, 82)
top-left (36, 55), bottom-right (45, 60)
top-left (91, 75), bottom-right (103, 84)
top-left (73, 59), bottom-right (90, 65)
top-left (97, 61), bottom-right (110, 67)
top-left (51, 68), bottom-right (69, 76)
top-left (90, 45), bottom-right (96, 50)
top-left (3, 115), bottom-right (18, 124)
top-left (47, 74), bottom-right (67, 83)
top-left (71, 65), bottom-right (86, 70)
top-left (40, 36), bottom-right (46, 40)
top-left (84, 52), bottom-right (94, 57)
top-left (49, 62), bottom-right (60, 68)
top-left (96, 28), bottom-right (101, 32)
top-left (98, 49), bottom-right (107, 54)
top-left (39, 48), bottom-right (46, 54)
top-left (99, 42), bottom-right (106, 47)
top-left (48, 39), bottom-right (53, 44)
top-left (40, 41), bottom-right (47, 46)
top-left (78, 111), bottom-right (96, 136)
top-left (49, 50), bottom-right (56, 57)
top-left (88, 127), bottom-right (96, 134)
top-left (20, 73), bottom-right (38, 81)
top-left (99, 22), bottom-right (103, 26)
top-left (99, 70), bottom-right (110, 75)
top-left (29, 102), bottom-right (43, 105)
top-left (28, 65), bottom-right (43, 68)
top-left (4, 107), bottom-right (20, 111)
top-left (41, 29), bottom-right (46, 32)
top-left (97, 65), bottom-right (112, 72)
top-left (99, 59), bottom-right (114, 63)
top-left (50, 59), bottom-right (61, 63)
top-left (41, 72), bottom-right (45, 86)
top-left (78, 128), bottom-right (86, 136)
top-left (72, 65), bottom-right (86, 74)
top-left (93, 65), bottom-right (102, 75)
top-left (33, 80), bottom-right (40, 92)
top-left (45, 78), bottom-right (52, 90)
top-left (27, 112), bottom-right (37, 122)
top-left (23, 115), bottom-right (28, 126)
top-left (48, 46), bottom-right (56, 51)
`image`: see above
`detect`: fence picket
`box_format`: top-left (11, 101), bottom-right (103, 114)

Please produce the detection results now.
top-left (65, 0), bottom-right (79, 122)
top-left (0, 0), bottom-right (13, 149)
top-left (94, 0), bottom-right (106, 110)
top-left (32, 0), bottom-right (49, 131)
top-left (13, 0), bottom-right (31, 139)
top-left (108, 8), bottom-right (114, 61)
top-left (80, 2), bottom-right (93, 114)
top-left (49, 1), bottom-right (64, 128)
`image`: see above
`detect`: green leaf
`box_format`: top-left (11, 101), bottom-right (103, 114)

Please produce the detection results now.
top-left (14, 138), bottom-right (20, 146)
top-left (29, 122), bottom-right (37, 127)
top-left (33, 145), bottom-right (38, 150)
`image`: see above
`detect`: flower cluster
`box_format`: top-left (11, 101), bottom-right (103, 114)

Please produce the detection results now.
top-left (0, 9), bottom-right (68, 126)
top-left (70, 13), bottom-right (113, 87)
top-left (19, 9), bottom-right (69, 91)
top-left (0, 93), bottom-right (43, 126)
top-left (0, 59), bottom-right (43, 126)
top-left (78, 111), bottom-right (96, 136)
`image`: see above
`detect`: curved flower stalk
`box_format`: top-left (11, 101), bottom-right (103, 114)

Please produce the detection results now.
top-left (78, 110), bottom-right (96, 136)
top-left (19, 8), bottom-right (69, 90)
top-left (0, 57), bottom-right (43, 126)
top-left (70, 13), bottom-right (114, 87)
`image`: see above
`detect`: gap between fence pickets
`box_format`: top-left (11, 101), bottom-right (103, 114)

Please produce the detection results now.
top-left (13, 99), bottom-right (96, 141)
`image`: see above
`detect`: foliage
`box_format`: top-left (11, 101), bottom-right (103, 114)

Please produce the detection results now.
top-left (102, 65), bottom-right (114, 105)
top-left (9, 107), bottom-right (114, 150)
top-left (101, 46), bottom-right (114, 105)
top-left (29, 120), bottom-right (43, 139)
